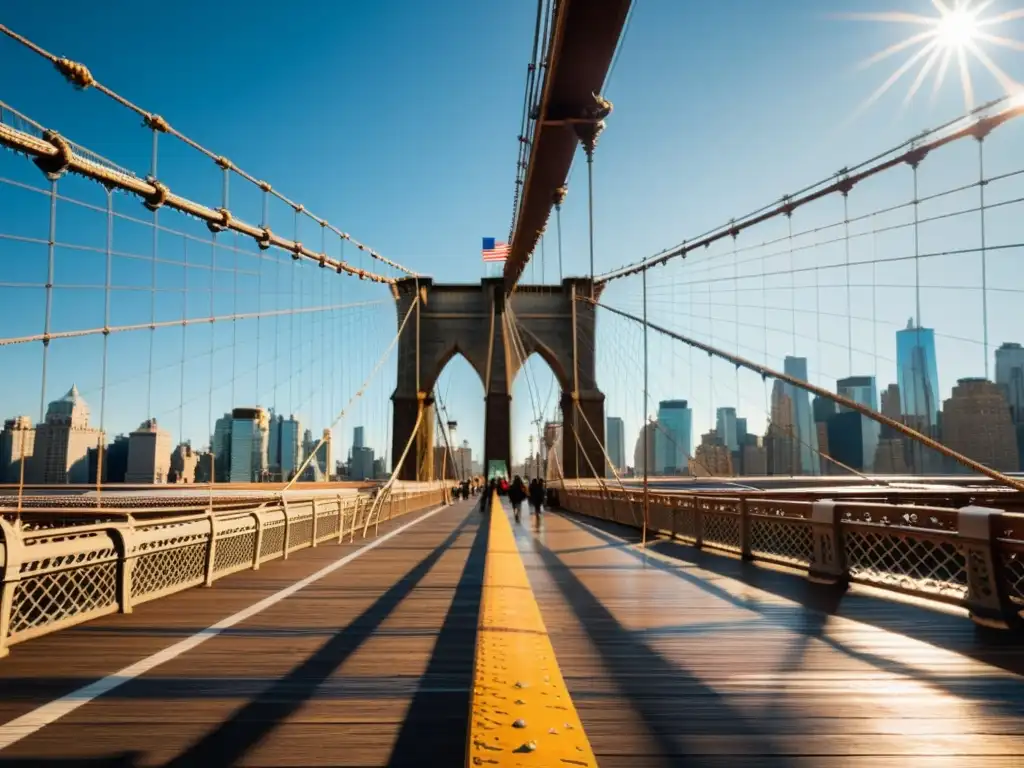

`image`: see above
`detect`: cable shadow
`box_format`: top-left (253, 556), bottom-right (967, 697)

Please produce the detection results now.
top-left (559, 512), bottom-right (1024, 717)
top-left (388, 509), bottom-right (490, 765)
top-left (0, 754), bottom-right (143, 767)
top-left (163, 511), bottom-right (475, 767)
top-left (527, 536), bottom-right (794, 765)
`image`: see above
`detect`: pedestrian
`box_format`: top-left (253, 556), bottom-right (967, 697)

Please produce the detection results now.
top-left (509, 475), bottom-right (527, 523)
top-left (529, 478), bottom-right (545, 517)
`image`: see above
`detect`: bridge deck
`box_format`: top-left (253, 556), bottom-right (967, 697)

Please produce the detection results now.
top-left (0, 498), bottom-right (1022, 766)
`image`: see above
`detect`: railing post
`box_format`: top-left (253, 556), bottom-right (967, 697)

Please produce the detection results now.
top-left (694, 502), bottom-right (704, 549)
top-left (959, 505), bottom-right (1017, 630)
top-left (808, 500), bottom-right (846, 585)
top-left (250, 510), bottom-right (263, 570)
top-left (281, 496), bottom-right (292, 560)
top-left (310, 498), bottom-right (319, 547)
top-left (110, 523), bottom-right (136, 613)
top-left (738, 499), bottom-right (752, 560)
top-left (342, 495), bottom-right (350, 544)
top-left (204, 509), bottom-right (218, 586)
top-left (0, 519), bottom-right (26, 658)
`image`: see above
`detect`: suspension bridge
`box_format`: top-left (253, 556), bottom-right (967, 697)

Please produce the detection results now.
top-left (2, 2), bottom-right (1024, 765)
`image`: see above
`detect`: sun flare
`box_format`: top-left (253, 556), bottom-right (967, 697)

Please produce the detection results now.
top-left (840, 0), bottom-right (1024, 113)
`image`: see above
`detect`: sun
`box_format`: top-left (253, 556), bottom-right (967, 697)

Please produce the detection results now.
top-left (936, 8), bottom-right (980, 47)
top-left (839, 1), bottom-right (1024, 113)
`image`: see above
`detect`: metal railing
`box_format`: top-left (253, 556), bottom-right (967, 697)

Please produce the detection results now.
top-left (555, 485), bottom-right (1024, 631)
top-left (0, 483), bottom-right (449, 656)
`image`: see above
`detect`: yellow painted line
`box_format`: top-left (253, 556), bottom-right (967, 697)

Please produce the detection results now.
top-left (467, 492), bottom-right (597, 767)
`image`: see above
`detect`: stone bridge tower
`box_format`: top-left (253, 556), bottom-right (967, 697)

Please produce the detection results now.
top-left (391, 277), bottom-right (605, 482)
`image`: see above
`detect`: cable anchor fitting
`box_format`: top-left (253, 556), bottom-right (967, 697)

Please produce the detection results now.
top-left (257, 227), bottom-right (273, 251)
top-left (206, 207), bottom-right (232, 234)
top-left (144, 114), bottom-right (170, 133)
top-left (34, 130), bottom-right (73, 181)
top-left (291, 242), bottom-right (304, 261)
top-left (142, 178), bottom-right (169, 211)
top-left (54, 58), bottom-right (94, 89)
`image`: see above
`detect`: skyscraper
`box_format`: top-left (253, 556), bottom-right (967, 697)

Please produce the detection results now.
top-left (229, 407), bottom-right (270, 482)
top-left (655, 400), bottom-right (692, 474)
top-left (605, 416), bottom-right (625, 477)
top-left (715, 407), bottom-right (739, 452)
top-left (353, 426), bottom-right (365, 450)
top-left (125, 419), bottom-right (172, 483)
top-left (837, 375), bottom-right (880, 472)
top-left (33, 385), bottom-right (104, 484)
top-left (0, 416), bottom-right (34, 484)
top-left (995, 342), bottom-right (1024, 466)
top-left (896, 319), bottom-right (941, 473)
top-left (941, 378), bottom-right (1019, 473)
top-left (783, 357), bottom-right (820, 475)
top-left (211, 413), bottom-right (233, 482)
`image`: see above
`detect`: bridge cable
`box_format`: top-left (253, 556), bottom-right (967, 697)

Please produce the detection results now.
top-left (582, 296), bottom-right (1024, 493)
top-left (597, 96), bottom-right (1023, 284)
top-left (282, 294), bottom-right (419, 492)
top-left (0, 24), bottom-right (416, 278)
top-left (0, 118), bottom-right (395, 283)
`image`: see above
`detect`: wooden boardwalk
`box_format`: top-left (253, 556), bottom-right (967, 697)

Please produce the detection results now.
top-left (0, 496), bottom-right (1023, 766)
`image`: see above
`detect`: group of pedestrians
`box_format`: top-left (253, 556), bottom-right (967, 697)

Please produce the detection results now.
top-left (508, 475), bottom-right (545, 523)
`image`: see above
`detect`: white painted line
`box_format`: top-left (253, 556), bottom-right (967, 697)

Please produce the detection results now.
top-left (0, 504), bottom-right (450, 751)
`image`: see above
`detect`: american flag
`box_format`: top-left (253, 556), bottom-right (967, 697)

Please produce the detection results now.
top-left (482, 237), bottom-right (510, 262)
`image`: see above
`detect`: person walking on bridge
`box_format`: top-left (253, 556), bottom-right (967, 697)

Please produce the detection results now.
top-left (529, 478), bottom-right (545, 517)
top-left (509, 475), bottom-right (527, 523)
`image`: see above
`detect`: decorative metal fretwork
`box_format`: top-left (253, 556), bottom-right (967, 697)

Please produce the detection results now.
top-left (260, 523), bottom-right (286, 560)
top-left (214, 531), bottom-right (257, 574)
top-left (750, 517), bottom-right (813, 566)
top-left (1000, 550), bottom-right (1024, 606)
top-left (702, 513), bottom-right (741, 551)
top-left (9, 561), bottom-right (117, 637)
top-left (131, 543), bottom-right (207, 600)
top-left (845, 528), bottom-right (966, 599)
top-left (288, 515), bottom-right (314, 551)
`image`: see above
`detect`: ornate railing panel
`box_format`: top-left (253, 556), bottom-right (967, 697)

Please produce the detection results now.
top-left (0, 484), bottom-right (449, 657)
top-left (555, 485), bottom-right (1024, 631)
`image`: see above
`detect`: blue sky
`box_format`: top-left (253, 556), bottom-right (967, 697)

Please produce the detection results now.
top-left (1, 0), bottom-right (1023, 469)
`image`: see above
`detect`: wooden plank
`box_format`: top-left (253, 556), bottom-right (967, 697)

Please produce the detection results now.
top-left (0, 501), bottom-right (485, 766)
top-left (508, 503), bottom-right (1024, 763)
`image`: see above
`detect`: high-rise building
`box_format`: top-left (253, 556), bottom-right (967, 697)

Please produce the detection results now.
top-left (692, 431), bottom-right (733, 476)
top-left (276, 415), bottom-right (302, 480)
top-left (605, 416), bottom-right (625, 477)
top-left (996, 342), bottom-right (1024, 466)
top-left (767, 380), bottom-right (796, 475)
top-left (837, 375), bottom-right (881, 472)
top-left (229, 407), bottom-right (270, 482)
top-left (782, 357), bottom-right (819, 475)
top-left (353, 426), bottom-right (365, 450)
top-left (211, 413), bottom-right (233, 482)
top-left (715, 407), bottom-right (739, 452)
top-left (655, 400), bottom-right (692, 474)
top-left (33, 385), bottom-right (104, 484)
top-left (125, 419), bottom-right (172, 483)
top-left (169, 442), bottom-right (199, 484)
top-left (632, 421), bottom-right (657, 477)
top-left (896, 319), bottom-right (941, 473)
top-left (0, 416), bottom-right (35, 484)
top-left (941, 378), bottom-right (1019, 473)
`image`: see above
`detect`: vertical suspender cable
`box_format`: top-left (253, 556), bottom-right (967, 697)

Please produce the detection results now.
top-left (40, 179), bottom-right (56, 424)
top-left (843, 190), bottom-right (852, 375)
top-left (179, 235), bottom-right (188, 464)
top-left (642, 267), bottom-right (649, 548)
top-left (147, 130), bottom-right (158, 420)
top-left (97, 187), bottom-right (113, 499)
top-left (978, 136), bottom-right (989, 379)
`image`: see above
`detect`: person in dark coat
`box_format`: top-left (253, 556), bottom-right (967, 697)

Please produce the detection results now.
top-left (508, 475), bottom-right (527, 522)
top-left (529, 478), bottom-right (545, 516)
